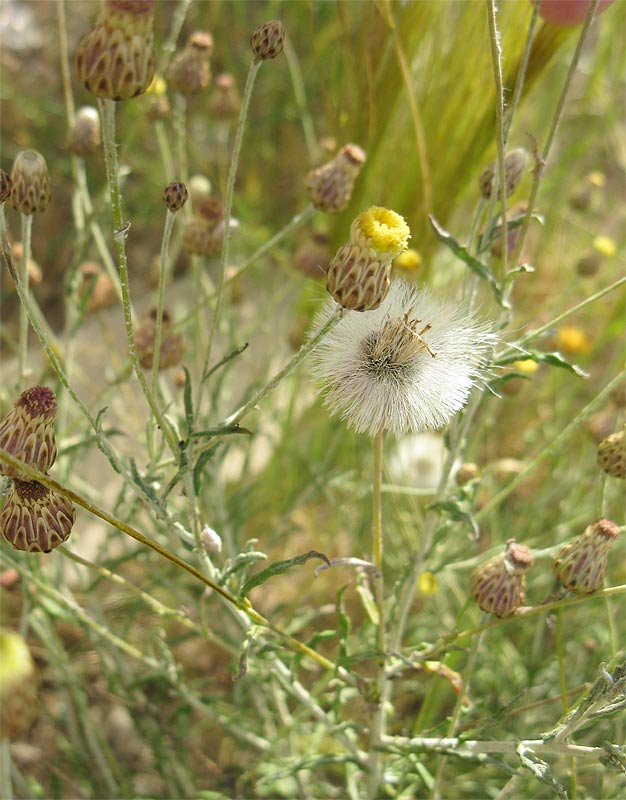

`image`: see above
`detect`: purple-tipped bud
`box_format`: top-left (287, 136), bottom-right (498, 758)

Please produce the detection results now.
top-left (250, 20), bottom-right (285, 63)
top-left (597, 428), bottom-right (625, 479)
top-left (0, 170), bottom-right (13, 203)
top-left (166, 31), bottom-right (213, 96)
top-left (0, 387), bottom-right (58, 480)
top-left (1, 480), bottom-right (76, 553)
top-left (470, 539), bottom-right (534, 617)
top-left (163, 181), bottom-right (189, 213)
top-left (552, 519), bottom-right (620, 594)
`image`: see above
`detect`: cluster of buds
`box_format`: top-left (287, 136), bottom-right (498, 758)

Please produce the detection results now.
top-left (74, 0), bottom-right (156, 101)
top-left (208, 73), bottom-right (241, 122)
top-left (479, 148), bottom-right (529, 200)
top-left (552, 519), bottom-right (620, 594)
top-left (183, 197), bottom-right (226, 258)
top-left (0, 387), bottom-right (75, 552)
top-left (326, 206), bottom-right (410, 311)
top-left (305, 144), bottom-right (366, 214)
top-left (68, 106), bottom-right (102, 158)
top-left (10, 150), bottom-right (51, 215)
top-left (470, 539), bottom-right (534, 617)
top-left (134, 307), bottom-right (184, 369)
top-left (250, 20), bottom-right (285, 63)
top-left (167, 31), bottom-right (213, 96)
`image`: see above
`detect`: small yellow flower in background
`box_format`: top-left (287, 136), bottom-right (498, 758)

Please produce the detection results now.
top-left (593, 236), bottom-right (616, 257)
top-left (418, 572), bottom-right (439, 595)
top-left (587, 170), bottom-right (606, 188)
top-left (554, 326), bottom-right (592, 356)
top-left (395, 248), bottom-right (422, 271)
top-left (513, 359), bottom-right (539, 376)
top-left (146, 75), bottom-right (167, 95)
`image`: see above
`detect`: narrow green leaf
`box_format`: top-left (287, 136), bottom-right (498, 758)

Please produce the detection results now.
top-left (188, 425), bottom-right (251, 441)
top-left (240, 550), bottom-right (330, 597)
top-left (182, 366), bottom-right (193, 434)
top-left (495, 349), bottom-right (589, 378)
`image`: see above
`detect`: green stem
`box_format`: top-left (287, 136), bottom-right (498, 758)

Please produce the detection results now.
top-left (222, 307), bottom-right (343, 428)
top-left (17, 213), bottom-right (33, 390)
top-left (283, 34), bottom-right (318, 161)
top-left (503, 0), bottom-right (539, 143)
top-left (511, 0), bottom-right (600, 268)
top-left (197, 59), bottom-right (262, 414)
top-left (98, 98), bottom-right (178, 455)
top-left (151, 209), bottom-right (176, 397)
top-left (486, 0), bottom-right (508, 278)
top-left (367, 430), bottom-right (387, 800)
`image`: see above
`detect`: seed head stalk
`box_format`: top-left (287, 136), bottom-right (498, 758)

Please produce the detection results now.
top-left (97, 98), bottom-right (178, 455)
top-left (151, 209), bottom-right (177, 397)
top-left (17, 213), bottom-right (33, 390)
top-left (197, 59), bottom-right (262, 414)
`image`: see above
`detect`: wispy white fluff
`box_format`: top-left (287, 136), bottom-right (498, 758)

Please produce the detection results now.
top-left (310, 280), bottom-right (494, 437)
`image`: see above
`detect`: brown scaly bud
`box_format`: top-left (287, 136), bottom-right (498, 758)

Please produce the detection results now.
top-left (208, 73), bottom-right (241, 121)
top-left (306, 144), bottom-right (367, 214)
top-left (134, 308), bottom-right (185, 369)
top-left (0, 386), bottom-right (57, 481)
top-left (597, 428), bottom-right (625, 479)
top-left (552, 519), bottom-right (621, 594)
top-left (167, 31), bottom-right (213, 96)
top-left (164, 181), bottom-right (189, 213)
top-left (74, 0), bottom-right (156, 101)
top-left (0, 170), bottom-right (13, 203)
top-left (1, 480), bottom-right (76, 553)
top-left (250, 20), bottom-right (285, 63)
top-left (10, 150), bottom-right (51, 215)
top-left (183, 218), bottom-right (223, 258)
top-left (78, 262), bottom-right (117, 313)
top-left (0, 630), bottom-right (38, 739)
top-left (68, 106), bottom-right (102, 157)
top-left (479, 148), bottom-right (529, 200)
top-left (470, 539), bottom-right (534, 618)
top-left (326, 206), bottom-right (410, 311)
top-left (455, 462), bottom-right (479, 486)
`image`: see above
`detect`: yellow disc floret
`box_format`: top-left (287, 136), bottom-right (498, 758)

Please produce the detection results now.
top-left (352, 206), bottom-right (410, 258)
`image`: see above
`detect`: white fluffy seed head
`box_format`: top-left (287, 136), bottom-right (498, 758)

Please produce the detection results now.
top-left (309, 280), bottom-right (495, 437)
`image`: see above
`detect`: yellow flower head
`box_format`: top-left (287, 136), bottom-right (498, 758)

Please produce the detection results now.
top-left (593, 236), bottom-right (616, 257)
top-left (395, 248), bottom-right (422, 271)
top-left (513, 359), bottom-right (539, 376)
top-left (555, 326), bottom-right (592, 356)
top-left (351, 206), bottom-right (410, 258)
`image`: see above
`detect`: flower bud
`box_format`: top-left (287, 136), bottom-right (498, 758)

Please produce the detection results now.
top-left (166, 31), bottom-right (213, 96)
top-left (74, 0), bottom-right (156, 101)
top-left (182, 218), bottom-right (223, 258)
top-left (10, 150), bottom-right (51, 215)
top-left (250, 20), bottom-right (285, 62)
top-left (552, 519), bottom-right (620, 593)
top-left (597, 428), bottom-right (625, 479)
top-left (0, 386), bottom-right (57, 480)
top-left (1, 480), bottom-right (76, 553)
top-left (134, 308), bottom-right (184, 369)
top-left (479, 148), bottom-right (529, 200)
top-left (326, 206), bottom-right (410, 311)
top-left (79, 262), bottom-right (117, 313)
top-left (0, 169), bottom-right (13, 203)
top-left (470, 539), bottom-right (534, 617)
top-left (68, 106), bottom-right (102, 157)
top-left (201, 524), bottom-right (222, 554)
top-left (0, 630), bottom-right (37, 739)
top-left (455, 462), bottom-right (479, 485)
top-left (208, 73), bottom-right (241, 121)
top-left (164, 181), bottom-right (189, 213)
top-left (305, 144), bottom-right (366, 214)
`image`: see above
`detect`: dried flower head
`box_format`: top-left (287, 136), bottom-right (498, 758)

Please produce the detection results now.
top-left (479, 148), bottom-right (529, 200)
top-left (250, 20), bottom-right (285, 62)
top-left (0, 386), bottom-right (57, 480)
top-left (166, 31), bottom-right (213, 96)
top-left (208, 73), bottom-right (241, 121)
top-left (552, 519), bottom-right (621, 593)
top-left (470, 539), bottom-right (534, 617)
top-left (597, 428), bottom-right (625, 479)
top-left (164, 181), bottom-right (189, 213)
top-left (326, 206), bottom-right (410, 311)
top-left (0, 629), bottom-right (37, 740)
top-left (1, 480), bottom-right (76, 553)
top-left (74, 0), bottom-right (156, 101)
top-left (0, 170), bottom-right (13, 203)
top-left (134, 308), bottom-right (184, 369)
top-left (79, 261), bottom-right (117, 313)
top-left (305, 144), bottom-right (367, 214)
top-left (310, 279), bottom-right (494, 437)
top-left (183, 217), bottom-right (223, 258)
top-left (68, 106), bottom-right (102, 157)
top-left (10, 150), bottom-right (51, 215)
